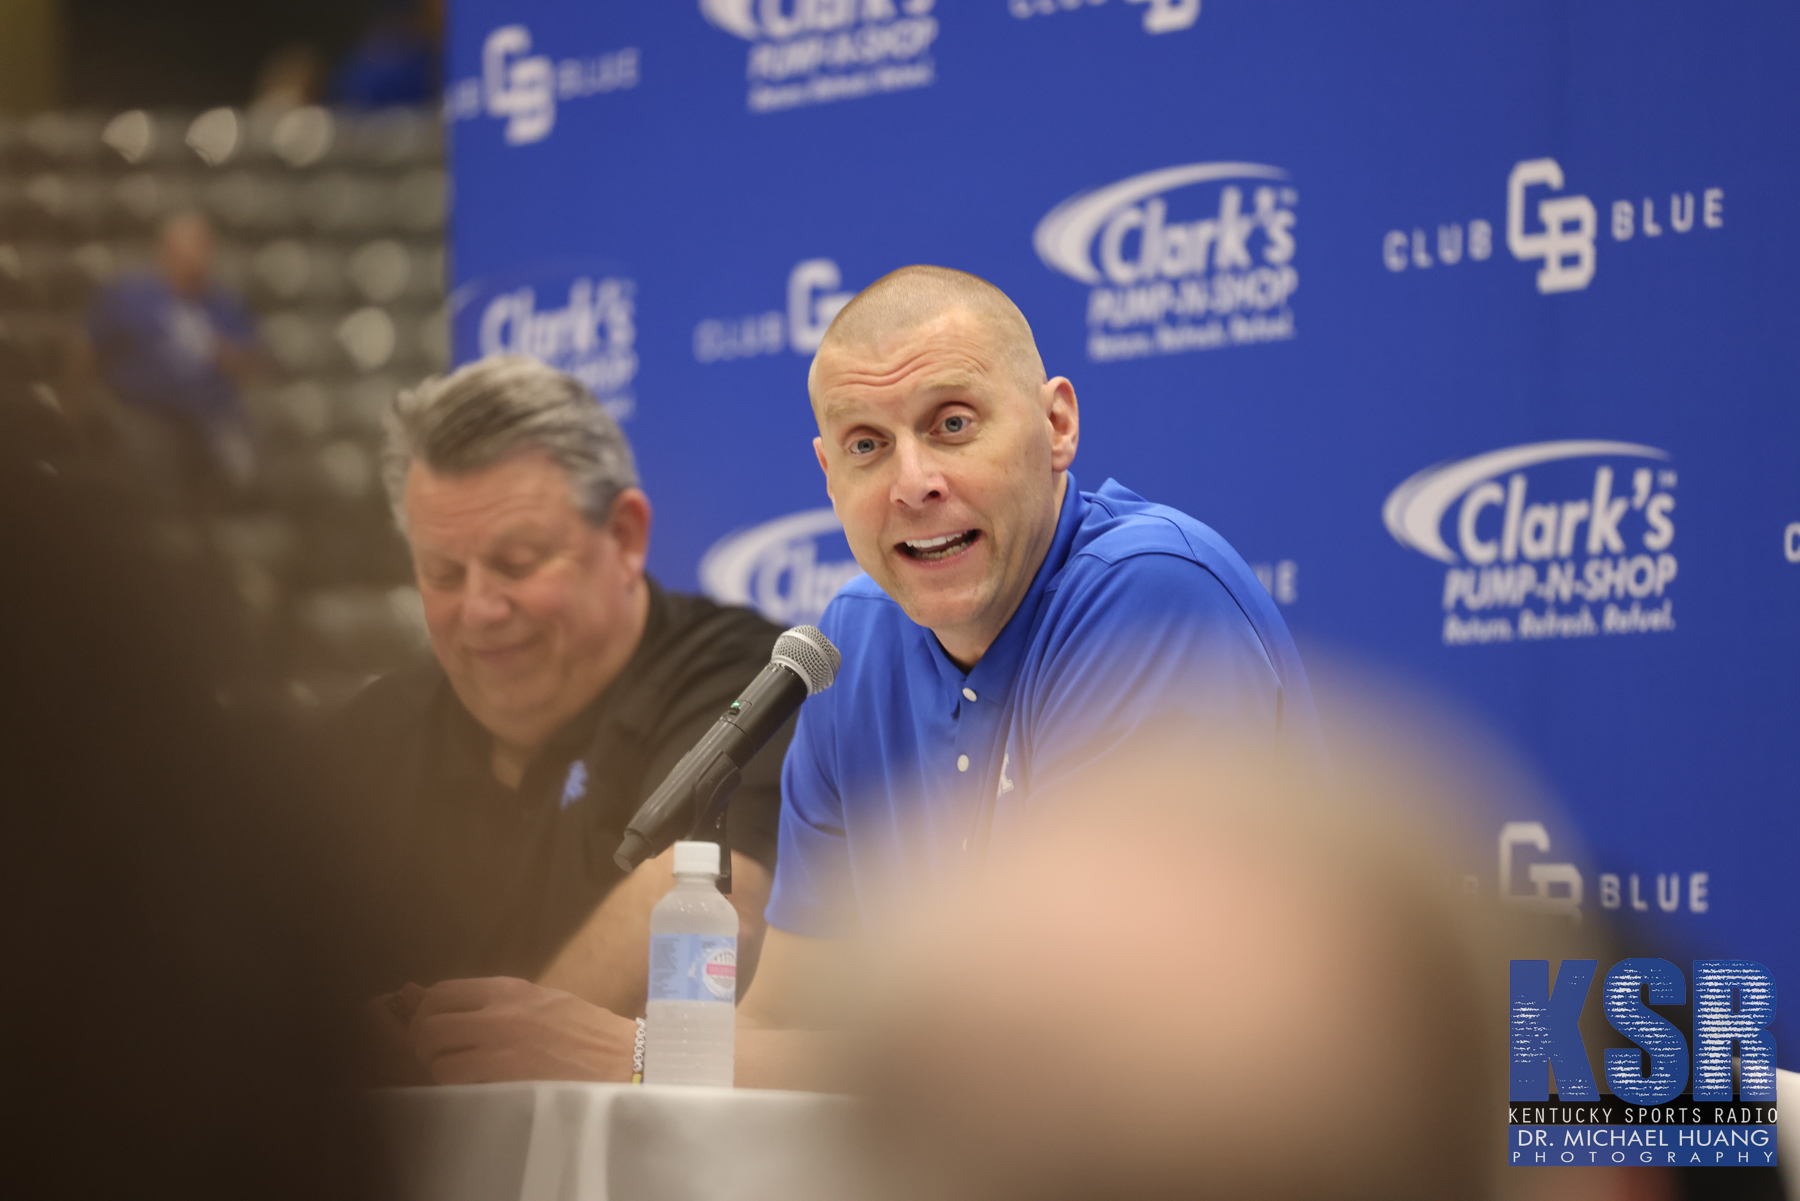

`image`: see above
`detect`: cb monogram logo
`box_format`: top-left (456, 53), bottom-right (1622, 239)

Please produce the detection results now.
top-left (1507, 158), bottom-right (1597, 294)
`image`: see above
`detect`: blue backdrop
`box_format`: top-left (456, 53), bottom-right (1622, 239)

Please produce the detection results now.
top-left (444, 0), bottom-right (1798, 1063)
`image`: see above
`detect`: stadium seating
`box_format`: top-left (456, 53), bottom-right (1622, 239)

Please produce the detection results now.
top-left (0, 104), bottom-right (448, 711)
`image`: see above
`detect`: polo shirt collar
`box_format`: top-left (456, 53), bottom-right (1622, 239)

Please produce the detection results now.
top-left (434, 576), bottom-right (672, 794)
top-left (920, 472), bottom-right (1087, 704)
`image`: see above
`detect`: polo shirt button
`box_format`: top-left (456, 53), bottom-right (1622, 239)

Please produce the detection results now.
top-left (962, 687), bottom-right (977, 702)
top-left (956, 754), bottom-right (969, 772)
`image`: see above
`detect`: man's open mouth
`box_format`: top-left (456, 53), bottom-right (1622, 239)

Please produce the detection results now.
top-left (898, 530), bottom-right (980, 562)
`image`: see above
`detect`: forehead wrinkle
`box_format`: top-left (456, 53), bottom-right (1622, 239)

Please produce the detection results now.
top-left (412, 518), bottom-right (568, 570)
top-left (406, 464), bottom-right (575, 552)
top-left (815, 342), bottom-right (999, 424)
top-left (410, 502), bottom-right (551, 550)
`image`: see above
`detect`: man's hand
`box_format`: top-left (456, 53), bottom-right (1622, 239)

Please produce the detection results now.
top-left (537, 849), bottom-right (772, 1015)
top-left (360, 984), bottom-right (431, 1087)
top-left (406, 977), bottom-right (638, 1084)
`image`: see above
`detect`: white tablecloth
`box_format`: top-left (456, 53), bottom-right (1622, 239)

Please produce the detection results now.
top-left (380, 1073), bottom-right (1796, 1198)
top-left (373, 1082), bottom-right (859, 1201)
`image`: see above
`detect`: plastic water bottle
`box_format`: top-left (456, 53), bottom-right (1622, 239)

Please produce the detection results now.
top-left (643, 840), bottom-right (738, 1086)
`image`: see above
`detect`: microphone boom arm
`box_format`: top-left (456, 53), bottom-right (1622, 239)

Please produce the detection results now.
top-left (613, 625), bottom-right (840, 889)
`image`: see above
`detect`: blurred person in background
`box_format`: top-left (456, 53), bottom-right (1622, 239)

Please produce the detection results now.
top-left (85, 211), bottom-right (268, 500)
top-left (331, 0), bottom-right (440, 107)
top-left (253, 43), bottom-right (328, 112)
top-left (329, 355), bottom-right (790, 1085)
top-left (853, 723), bottom-right (1676, 1201)
top-left (0, 399), bottom-right (383, 1198)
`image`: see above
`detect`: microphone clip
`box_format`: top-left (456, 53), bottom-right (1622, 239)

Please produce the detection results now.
top-left (612, 745), bottom-right (740, 891)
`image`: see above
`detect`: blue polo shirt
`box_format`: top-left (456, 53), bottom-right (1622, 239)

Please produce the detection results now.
top-left (767, 474), bottom-right (1321, 937)
top-left (87, 274), bottom-right (258, 427)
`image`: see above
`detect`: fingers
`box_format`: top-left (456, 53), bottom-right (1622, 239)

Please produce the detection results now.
top-left (410, 976), bottom-right (537, 1020)
top-left (409, 1008), bottom-right (504, 1066)
top-left (359, 992), bottom-right (430, 1087)
top-left (423, 1035), bottom-right (626, 1086)
top-left (407, 979), bottom-right (544, 1079)
top-left (362, 992), bottom-right (412, 1043)
top-left (426, 1047), bottom-right (533, 1086)
top-left (395, 981), bottom-right (428, 1019)
top-left (400, 978), bottom-right (634, 1086)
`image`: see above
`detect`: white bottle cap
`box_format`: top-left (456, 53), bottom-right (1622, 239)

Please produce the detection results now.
top-left (671, 840), bottom-right (721, 876)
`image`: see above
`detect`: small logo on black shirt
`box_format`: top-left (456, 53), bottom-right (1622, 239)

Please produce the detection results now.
top-left (560, 761), bottom-right (589, 810)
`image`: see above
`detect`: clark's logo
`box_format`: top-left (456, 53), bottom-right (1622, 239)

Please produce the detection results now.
top-left (1007, 0), bottom-right (1199, 35)
top-left (1034, 162), bottom-right (1297, 362)
top-left (700, 508), bottom-right (864, 626)
top-left (451, 266), bottom-right (638, 420)
top-left (1508, 959), bottom-right (1778, 1168)
top-left (1383, 441), bottom-right (1679, 646)
top-left (700, 0), bottom-right (938, 114)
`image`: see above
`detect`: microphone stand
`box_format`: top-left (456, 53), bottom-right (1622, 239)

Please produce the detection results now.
top-left (614, 743), bottom-right (740, 892)
top-left (615, 624), bottom-right (840, 891)
top-left (694, 782), bottom-right (733, 895)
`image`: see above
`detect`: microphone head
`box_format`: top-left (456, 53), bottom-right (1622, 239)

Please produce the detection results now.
top-left (771, 625), bottom-right (841, 696)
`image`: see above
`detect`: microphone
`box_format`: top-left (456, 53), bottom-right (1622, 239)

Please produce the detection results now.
top-left (614, 625), bottom-right (840, 874)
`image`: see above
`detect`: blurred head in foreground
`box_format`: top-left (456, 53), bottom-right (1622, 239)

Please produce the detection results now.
top-left (854, 715), bottom-right (1662, 1201)
top-left (0, 452), bottom-right (381, 1197)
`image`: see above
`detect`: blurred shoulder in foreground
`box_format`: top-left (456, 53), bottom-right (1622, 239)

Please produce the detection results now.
top-left (0, 426), bottom-right (386, 1197)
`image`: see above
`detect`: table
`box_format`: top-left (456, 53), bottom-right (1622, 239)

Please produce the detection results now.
top-left (373, 1082), bottom-right (860, 1201)
top-left (381, 1073), bottom-right (1797, 1199)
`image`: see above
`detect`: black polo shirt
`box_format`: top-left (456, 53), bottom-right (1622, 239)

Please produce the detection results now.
top-left (321, 579), bottom-right (789, 991)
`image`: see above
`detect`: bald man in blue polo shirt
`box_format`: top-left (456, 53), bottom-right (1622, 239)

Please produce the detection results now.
top-left (735, 265), bottom-right (1319, 1088)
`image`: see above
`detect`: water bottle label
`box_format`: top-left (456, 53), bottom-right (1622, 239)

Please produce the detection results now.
top-left (648, 933), bottom-right (737, 1003)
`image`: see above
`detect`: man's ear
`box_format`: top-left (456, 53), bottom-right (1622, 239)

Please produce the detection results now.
top-left (605, 487), bottom-right (653, 573)
top-left (1044, 377), bottom-right (1079, 472)
top-left (813, 437), bottom-right (835, 502)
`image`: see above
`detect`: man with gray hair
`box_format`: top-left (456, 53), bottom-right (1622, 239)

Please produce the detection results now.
top-left (326, 354), bottom-right (789, 1084)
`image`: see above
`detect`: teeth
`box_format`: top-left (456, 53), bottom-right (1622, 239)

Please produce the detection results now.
top-left (901, 530), bottom-right (976, 562)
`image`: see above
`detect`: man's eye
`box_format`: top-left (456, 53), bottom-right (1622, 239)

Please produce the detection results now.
top-left (424, 567), bottom-right (464, 590)
top-left (942, 414), bottom-right (970, 435)
top-left (849, 437), bottom-right (878, 455)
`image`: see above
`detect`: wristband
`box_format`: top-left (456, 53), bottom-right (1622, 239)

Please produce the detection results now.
top-left (632, 1017), bottom-right (646, 1084)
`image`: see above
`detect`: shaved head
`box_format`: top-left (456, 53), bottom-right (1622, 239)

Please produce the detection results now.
top-left (805, 264), bottom-right (1079, 666)
top-left (809, 265), bottom-right (1046, 404)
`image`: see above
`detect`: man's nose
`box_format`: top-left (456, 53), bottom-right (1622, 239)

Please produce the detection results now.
top-left (462, 565), bottom-right (513, 626)
top-left (889, 436), bottom-right (947, 509)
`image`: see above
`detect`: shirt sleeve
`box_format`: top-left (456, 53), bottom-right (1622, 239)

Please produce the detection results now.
top-left (1021, 551), bottom-right (1284, 806)
top-left (763, 687), bottom-right (856, 938)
